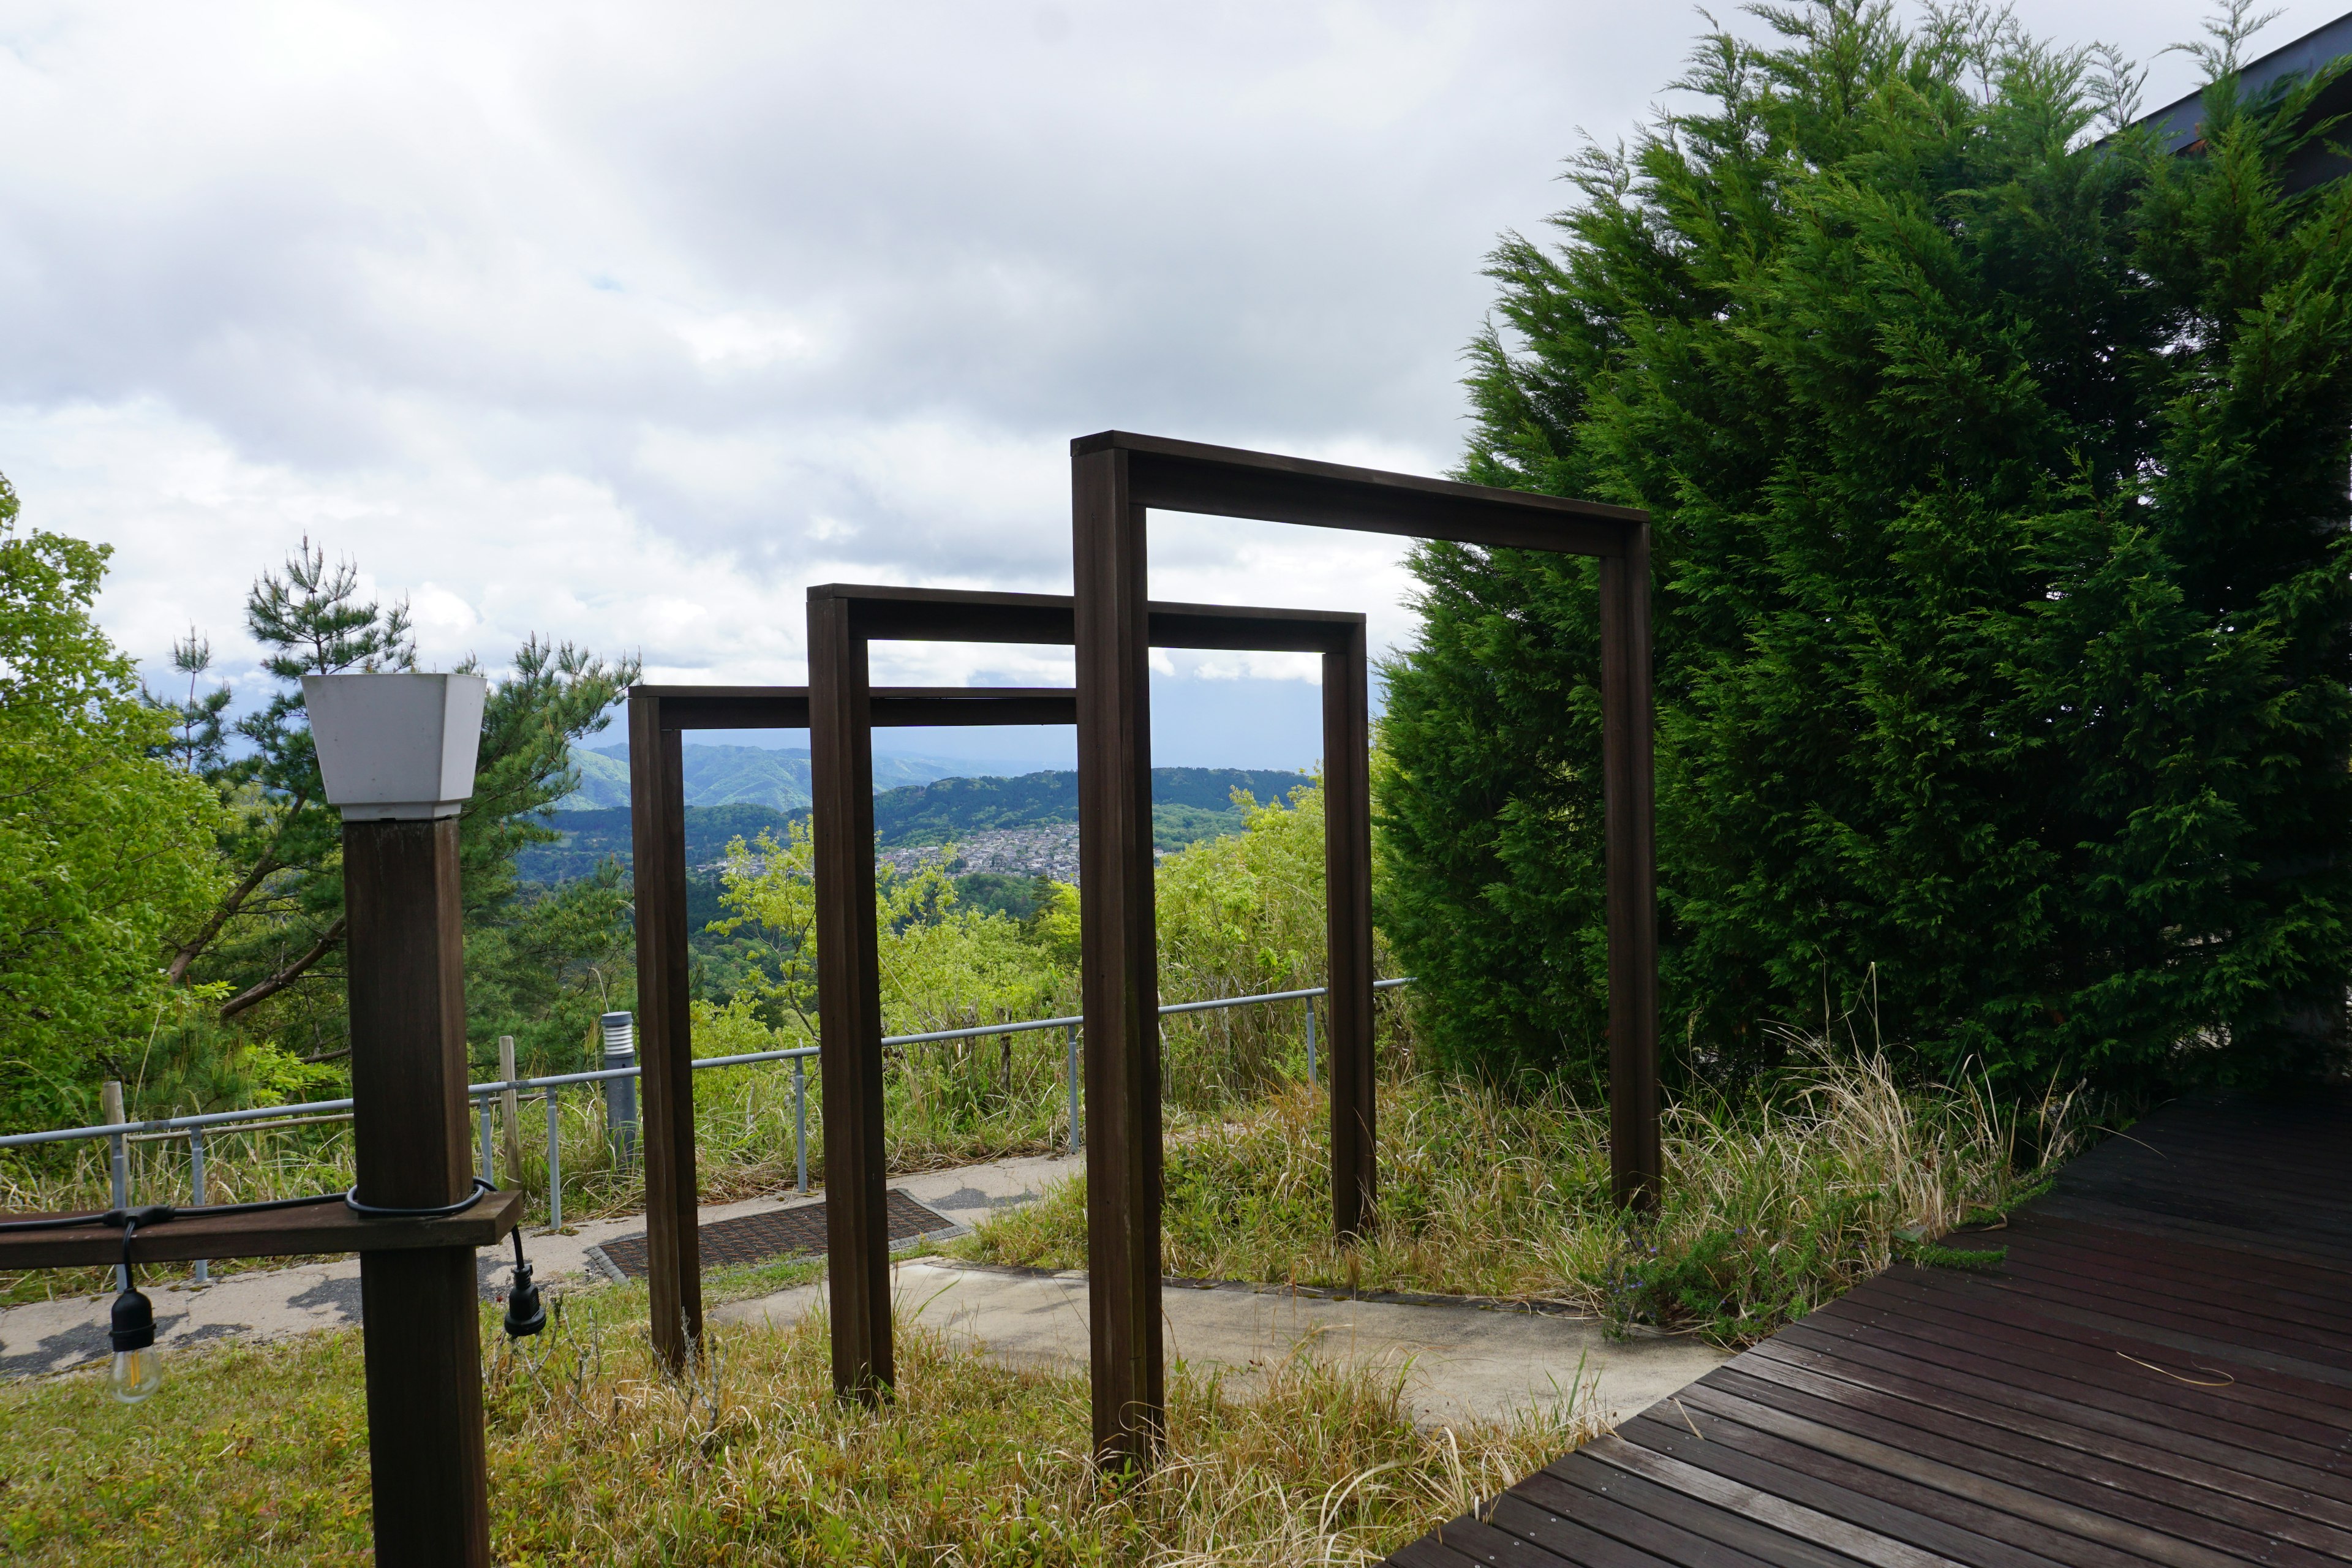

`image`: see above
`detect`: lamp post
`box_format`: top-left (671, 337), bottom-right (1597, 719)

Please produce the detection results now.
top-left (304, 672), bottom-right (494, 1568)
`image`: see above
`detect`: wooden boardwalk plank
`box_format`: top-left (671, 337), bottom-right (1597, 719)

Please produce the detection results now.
top-left (1801, 1296), bottom-right (2352, 1457)
top-left (1622, 1406), bottom-right (2163, 1568)
top-left (1539, 1455), bottom-right (1878, 1568)
top-left (1506, 1468), bottom-right (1798, 1568)
top-left (1381, 1092), bottom-right (2352, 1568)
top-left (1752, 1330), bottom-right (2352, 1515)
top-left (1691, 1370), bottom-right (2348, 1565)
top-left (1601, 1423), bottom-right (2046, 1568)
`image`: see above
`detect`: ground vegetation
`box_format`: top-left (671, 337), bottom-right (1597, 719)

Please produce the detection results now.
top-left (0, 1293), bottom-right (1585, 1566)
top-left (962, 1036), bottom-right (2081, 1346)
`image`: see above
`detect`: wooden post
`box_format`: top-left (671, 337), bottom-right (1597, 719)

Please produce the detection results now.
top-left (1600, 526), bottom-right (1660, 1211)
top-left (1071, 445), bottom-right (1166, 1469)
top-left (1322, 622), bottom-right (1376, 1240)
top-left (807, 590), bottom-right (893, 1401)
top-left (628, 695), bottom-right (703, 1371)
top-left (344, 816), bottom-right (491, 1568)
top-left (497, 1035), bottom-right (524, 1186)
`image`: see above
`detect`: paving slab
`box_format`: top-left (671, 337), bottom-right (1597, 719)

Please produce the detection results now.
top-left (712, 1256), bottom-right (1728, 1430)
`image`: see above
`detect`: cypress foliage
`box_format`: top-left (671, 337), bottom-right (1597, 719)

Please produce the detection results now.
top-left (1378, 3), bottom-right (2352, 1094)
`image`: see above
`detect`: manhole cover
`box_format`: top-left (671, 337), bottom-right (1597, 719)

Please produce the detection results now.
top-left (592, 1189), bottom-right (956, 1280)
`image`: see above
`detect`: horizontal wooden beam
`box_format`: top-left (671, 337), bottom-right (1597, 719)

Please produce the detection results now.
top-left (875, 690), bottom-right (1076, 726)
top-left (804, 586), bottom-right (1365, 654)
top-left (628, 685), bottom-right (1077, 731)
top-left (1074, 429), bottom-right (1645, 557)
top-left (0, 1187), bottom-right (526, 1269)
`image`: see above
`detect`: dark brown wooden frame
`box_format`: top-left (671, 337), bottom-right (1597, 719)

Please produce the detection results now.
top-left (628, 684), bottom-right (1076, 1375)
top-left (1069, 431), bottom-right (1656, 1469)
top-left (803, 584), bottom-right (1374, 1403)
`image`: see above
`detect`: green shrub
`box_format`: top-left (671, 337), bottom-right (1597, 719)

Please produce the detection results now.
top-left (1379, 3), bottom-right (2352, 1093)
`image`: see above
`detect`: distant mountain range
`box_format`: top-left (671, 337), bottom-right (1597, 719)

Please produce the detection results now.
top-left (517, 766), bottom-right (1312, 884)
top-left (554, 742), bottom-right (1036, 813)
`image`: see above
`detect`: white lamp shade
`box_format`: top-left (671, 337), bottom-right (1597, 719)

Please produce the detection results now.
top-left (301, 673), bottom-right (488, 821)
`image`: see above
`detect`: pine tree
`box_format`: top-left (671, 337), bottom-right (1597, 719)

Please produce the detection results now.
top-left (168, 540), bottom-right (641, 1061)
top-left (1379, 2), bottom-right (2352, 1094)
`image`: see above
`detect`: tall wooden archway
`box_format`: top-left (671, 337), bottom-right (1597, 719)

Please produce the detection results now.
top-left (627, 684), bottom-right (1072, 1373)
top-left (802, 584), bottom-right (1373, 1401)
top-left (1069, 432), bottom-right (1655, 1468)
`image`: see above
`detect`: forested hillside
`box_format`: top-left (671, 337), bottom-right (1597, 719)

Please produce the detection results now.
top-left (873, 767), bottom-right (1308, 848)
top-left (516, 766), bottom-right (1311, 883)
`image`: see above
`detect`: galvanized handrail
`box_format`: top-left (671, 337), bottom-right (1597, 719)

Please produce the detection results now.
top-left (1, 975), bottom-right (1412, 1242)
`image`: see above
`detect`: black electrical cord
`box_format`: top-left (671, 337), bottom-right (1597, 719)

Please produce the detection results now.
top-left (0, 1176), bottom-right (496, 1235)
top-left (342, 1176), bottom-right (495, 1219)
top-left (0, 1190), bottom-right (346, 1234)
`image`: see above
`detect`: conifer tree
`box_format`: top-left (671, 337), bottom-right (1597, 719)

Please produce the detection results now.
top-left (1379, 2), bottom-right (2352, 1093)
top-left (165, 540), bottom-right (641, 1061)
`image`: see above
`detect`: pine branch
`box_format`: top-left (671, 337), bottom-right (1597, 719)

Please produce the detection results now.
top-left (217, 916), bottom-right (346, 1020)
top-left (167, 793), bottom-right (311, 983)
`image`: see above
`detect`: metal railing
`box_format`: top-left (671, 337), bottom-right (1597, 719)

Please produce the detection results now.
top-left (0, 976), bottom-right (1411, 1259)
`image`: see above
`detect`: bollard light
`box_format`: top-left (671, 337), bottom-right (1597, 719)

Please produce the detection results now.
top-left (301, 672), bottom-right (488, 820)
top-left (600, 1012), bottom-right (638, 1167)
top-left (304, 669), bottom-right (501, 1565)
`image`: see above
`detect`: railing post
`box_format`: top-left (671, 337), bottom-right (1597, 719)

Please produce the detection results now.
top-left (546, 1088), bottom-right (562, 1231)
top-left (477, 1093), bottom-right (495, 1185)
top-left (601, 1012), bottom-right (638, 1167)
top-left (793, 1055), bottom-right (809, 1195)
top-left (1305, 995), bottom-right (1317, 1087)
top-left (102, 1080), bottom-right (128, 1292)
top-left (1067, 1024), bottom-right (1081, 1152)
top-left (188, 1128), bottom-right (209, 1286)
top-left (498, 1035), bottom-right (525, 1183)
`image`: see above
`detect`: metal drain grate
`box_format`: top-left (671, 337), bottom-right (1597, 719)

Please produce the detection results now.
top-left (592, 1189), bottom-right (957, 1280)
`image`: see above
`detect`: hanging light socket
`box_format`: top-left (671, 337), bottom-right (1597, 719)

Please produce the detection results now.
top-left (108, 1284), bottom-right (162, 1404)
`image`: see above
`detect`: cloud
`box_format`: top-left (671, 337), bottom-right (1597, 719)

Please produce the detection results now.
top-left (0, 0), bottom-right (2295, 726)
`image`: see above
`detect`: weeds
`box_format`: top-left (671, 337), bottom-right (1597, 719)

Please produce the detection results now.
top-left (0, 1287), bottom-right (1596, 1565)
top-left (962, 1038), bottom-right (2085, 1346)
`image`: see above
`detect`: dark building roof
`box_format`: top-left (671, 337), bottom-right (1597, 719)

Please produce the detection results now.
top-left (2133, 10), bottom-right (2352, 190)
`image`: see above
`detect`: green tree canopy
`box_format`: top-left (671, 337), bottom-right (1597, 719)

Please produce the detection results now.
top-left (1378, 2), bottom-right (2352, 1095)
top-left (162, 540), bottom-right (641, 1070)
top-left (0, 477), bottom-right (227, 1129)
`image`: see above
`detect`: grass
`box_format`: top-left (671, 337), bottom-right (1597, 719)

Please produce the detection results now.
top-left (959, 1041), bottom-right (2086, 1346)
top-left (0, 1284), bottom-right (1597, 1566)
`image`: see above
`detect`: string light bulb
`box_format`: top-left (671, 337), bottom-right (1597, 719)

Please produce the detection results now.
top-left (108, 1281), bottom-right (162, 1403)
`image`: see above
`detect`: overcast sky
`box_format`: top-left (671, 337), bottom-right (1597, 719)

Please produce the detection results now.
top-left (0, 1), bottom-right (2323, 768)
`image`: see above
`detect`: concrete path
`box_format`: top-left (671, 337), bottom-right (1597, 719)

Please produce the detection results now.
top-left (0, 1152), bottom-right (1077, 1381)
top-left (714, 1258), bottom-right (1726, 1430)
top-left (4, 1145), bottom-right (1730, 1431)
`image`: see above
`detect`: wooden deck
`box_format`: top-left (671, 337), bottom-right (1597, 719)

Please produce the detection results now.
top-left (1384, 1091), bottom-right (2352, 1568)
